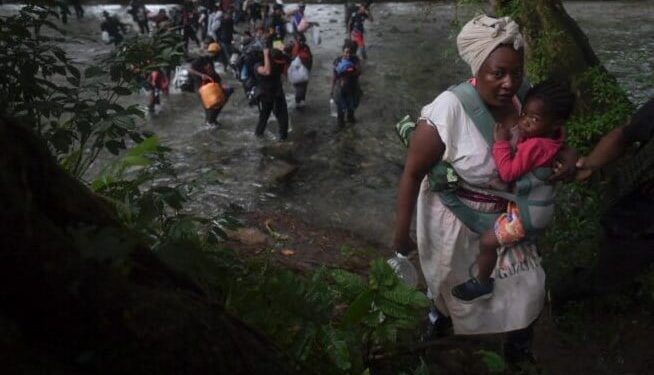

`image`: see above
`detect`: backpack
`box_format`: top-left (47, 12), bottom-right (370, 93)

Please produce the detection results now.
top-left (395, 81), bottom-right (553, 239)
top-left (296, 44), bottom-right (312, 67)
top-left (235, 49), bottom-right (263, 105)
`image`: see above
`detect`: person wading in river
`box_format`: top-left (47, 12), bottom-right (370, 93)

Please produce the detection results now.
top-left (286, 33), bottom-right (313, 109)
top-left (331, 39), bottom-right (362, 128)
top-left (100, 10), bottom-right (127, 46)
top-left (188, 43), bottom-right (233, 126)
top-left (347, 3), bottom-right (372, 60)
top-left (254, 44), bottom-right (290, 142)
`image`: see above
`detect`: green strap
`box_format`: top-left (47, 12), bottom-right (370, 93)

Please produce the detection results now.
top-left (449, 82), bottom-right (496, 144)
top-left (439, 191), bottom-right (499, 233)
top-left (448, 80), bottom-right (532, 145)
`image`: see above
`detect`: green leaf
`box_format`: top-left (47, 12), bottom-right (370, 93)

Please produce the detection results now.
top-left (330, 269), bottom-right (367, 300)
top-left (380, 284), bottom-right (430, 308)
top-left (112, 86), bottom-right (133, 96)
top-left (105, 139), bottom-right (125, 155)
top-left (369, 258), bottom-right (397, 289)
top-left (413, 357), bottom-right (430, 375)
top-left (127, 136), bottom-right (160, 157)
top-left (375, 298), bottom-right (416, 320)
top-left (209, 226), bottom-right (227, 241)
top-left (52, 48), bottom-right (67, 63)
top-left (66, 76), bottom-right (80, 87)
top-left (120, 155), bottom-right (150, 167)
top-left (84, 65), bottom-right (104, 78)
top-left (155, 186), bottom-right (187, 210)
top-left (67, 64), bottom-right (80, 80)
top-left (322, 326), bottom-right (352, 370)
top-left (475, 350), bottom-right (506, 374)
top-left (343, 290), bottom-right (374, 325)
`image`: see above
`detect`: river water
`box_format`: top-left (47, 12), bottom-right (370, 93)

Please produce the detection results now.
top-left (3, 1), bottom-right (653, 247)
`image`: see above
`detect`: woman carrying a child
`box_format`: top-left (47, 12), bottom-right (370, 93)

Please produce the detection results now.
top-left (391, 15), bottom-right (576, 362)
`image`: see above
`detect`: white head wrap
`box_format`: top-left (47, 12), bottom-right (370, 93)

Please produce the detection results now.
top-left (456, 15), bottom-right (524, 76)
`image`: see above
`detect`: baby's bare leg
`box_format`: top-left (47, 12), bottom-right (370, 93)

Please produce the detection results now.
top-left (476, 230), bottom-right (500, 284)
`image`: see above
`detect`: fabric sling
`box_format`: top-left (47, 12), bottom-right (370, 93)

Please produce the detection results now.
top-left (395, 80), bottom-right (554, 237)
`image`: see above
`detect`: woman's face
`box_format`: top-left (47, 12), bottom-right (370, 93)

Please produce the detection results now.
top-left (476, 45), bottom-right (524, 108)
top-left (342, 47), bottom-right (353, 59)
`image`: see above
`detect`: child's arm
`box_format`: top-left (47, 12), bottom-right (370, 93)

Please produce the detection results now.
top-left (493, 138), bottom-right (559, 182)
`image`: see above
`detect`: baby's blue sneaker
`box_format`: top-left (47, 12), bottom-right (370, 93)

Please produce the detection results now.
top-left (451, 278), bottom-right (494, 303)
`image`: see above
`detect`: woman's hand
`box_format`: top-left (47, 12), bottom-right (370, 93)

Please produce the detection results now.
top-left (393, 236), bottom-right (417, 256)
top-left (493, 122), bottom-right (511, 142)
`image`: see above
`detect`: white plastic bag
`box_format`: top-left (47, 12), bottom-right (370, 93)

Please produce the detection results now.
top-left (311, 26), bottom-right (321, 45)
top-left (101, 31), bottom-right (110, 43)
top-left (288, 57), bottom-right (309, 84)
top-left (213, 62), bottom-right (225, 75)
top-left (297, 18), bottom-right (310, 33)
top-left (229, 53), bottom-right (239, 66)
top-left (173, 65), bottom-right (191, 90)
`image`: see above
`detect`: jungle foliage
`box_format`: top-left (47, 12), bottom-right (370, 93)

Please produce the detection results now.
top-left (0, 5), bottom-right (449, 375)
top-left (0, 5), bottom-right (183, 178)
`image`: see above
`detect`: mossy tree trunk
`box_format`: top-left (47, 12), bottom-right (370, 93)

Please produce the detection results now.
top-left (0, 116), bottom-right (297, 375)
top-left (493, 0), bottom-right (633, 151)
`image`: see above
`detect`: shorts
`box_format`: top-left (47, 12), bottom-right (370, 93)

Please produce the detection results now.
top-left (494, 202), bottom-right (526, 246)
top-left (351, 30), bottom-right (365, 48)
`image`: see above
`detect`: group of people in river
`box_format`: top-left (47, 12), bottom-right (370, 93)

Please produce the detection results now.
top-left (91, 0), bottom-right (373, 141)
top-left (59, 2), bottom-right (654, 366)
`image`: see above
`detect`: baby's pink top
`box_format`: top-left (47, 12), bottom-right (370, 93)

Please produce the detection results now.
top-left (492, 131), bottom-right (564, 182)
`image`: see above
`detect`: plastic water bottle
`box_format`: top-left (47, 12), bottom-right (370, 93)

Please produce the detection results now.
top-left (387, 253), bottom-right (418, 288)
top-left (329, 98), bottom-right (338, 117)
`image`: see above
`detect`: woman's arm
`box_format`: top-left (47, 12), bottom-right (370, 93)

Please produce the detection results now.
top-left (187, 67), bottom-right (208, 80)
top-left (576, 126), bottom-right (627, 180)
top-left (392, 120), bottom-right (445, 254)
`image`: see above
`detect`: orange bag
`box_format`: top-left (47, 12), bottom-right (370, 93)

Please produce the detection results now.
top-left (198, 81), bottom-right (226, 109)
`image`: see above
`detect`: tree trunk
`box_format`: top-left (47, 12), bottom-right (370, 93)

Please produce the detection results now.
top-left (0, 116), bottom-right (297, 375)
top-left (493, 0), bottom-right (630, 116)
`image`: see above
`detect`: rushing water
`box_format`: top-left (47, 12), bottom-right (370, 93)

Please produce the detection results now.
top-left (3, 1), bottom-right (654, 247)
